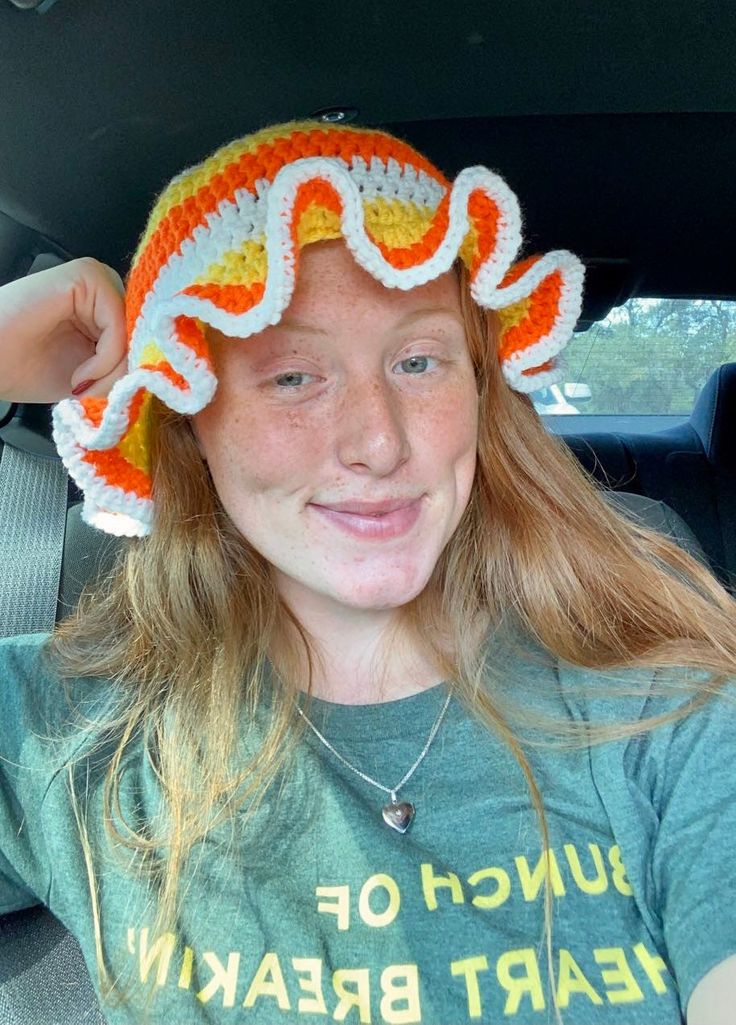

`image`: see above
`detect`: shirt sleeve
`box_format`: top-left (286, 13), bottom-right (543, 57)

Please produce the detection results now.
top-left (629, 676), bottom-right (736, 1015)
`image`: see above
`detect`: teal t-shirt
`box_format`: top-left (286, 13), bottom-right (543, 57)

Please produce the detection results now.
top-left (1, 630), bottom-right (735, 1024)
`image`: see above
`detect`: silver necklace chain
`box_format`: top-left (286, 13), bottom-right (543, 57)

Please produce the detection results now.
top-left (295, 689), bottom-right (452, 802)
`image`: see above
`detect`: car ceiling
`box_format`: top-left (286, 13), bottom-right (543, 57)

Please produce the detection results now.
top-left (1, 0), bottom-right (735, 329)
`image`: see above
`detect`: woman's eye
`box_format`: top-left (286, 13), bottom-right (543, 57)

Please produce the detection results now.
top-left (273, 371), bottom-right (316, 389)
top-left (272, 356), bottom-right (439, 389)
top-left (394, 355), bottom-right (438, 375)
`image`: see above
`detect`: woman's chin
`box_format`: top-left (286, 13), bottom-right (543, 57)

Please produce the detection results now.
top-left (273, 558), bottom-right (437, 613)
top-left (326, 572), bottom-right (432, 611)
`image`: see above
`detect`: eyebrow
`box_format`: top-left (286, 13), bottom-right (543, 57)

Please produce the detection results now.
top-left (276, 306), bottom-right (463, 335)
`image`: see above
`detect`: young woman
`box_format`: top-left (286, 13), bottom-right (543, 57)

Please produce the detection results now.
top-left (0, 118), bottom-right (734, 1025)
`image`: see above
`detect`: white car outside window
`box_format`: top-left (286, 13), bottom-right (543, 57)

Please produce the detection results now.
top-left (531, 383), bottom-right (586, 415)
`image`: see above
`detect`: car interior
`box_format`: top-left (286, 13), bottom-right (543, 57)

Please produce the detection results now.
top-left (0, 0), bottom-right (735, 1021)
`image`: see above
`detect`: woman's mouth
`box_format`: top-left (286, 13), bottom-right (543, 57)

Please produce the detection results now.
top-left (308, 498), bottom-right (423, 540)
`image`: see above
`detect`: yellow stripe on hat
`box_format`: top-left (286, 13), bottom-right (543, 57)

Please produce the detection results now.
top-left (296, 206), bottom-right (343, 246)
top-left (458, 224), bottom-right (478, 268)
top-left (196, 239), bottom-right (269, 289)
top-left (117, 390), bottom-right (153, 475)
top-left (294, 197), bottom-right (440, 251)
top-left (363, 198), bottom-right (436, 249)
top-left (498, 296), bottom-right (532, 334)
top-left (139, 340), bottom-right (166, 364)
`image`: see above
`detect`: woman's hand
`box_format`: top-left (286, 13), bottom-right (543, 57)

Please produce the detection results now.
top-left (0, 256), bottom-right (129, 403)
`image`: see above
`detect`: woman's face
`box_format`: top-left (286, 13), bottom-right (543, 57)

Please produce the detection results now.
top-left (192, 238), bottom-right (479, 614)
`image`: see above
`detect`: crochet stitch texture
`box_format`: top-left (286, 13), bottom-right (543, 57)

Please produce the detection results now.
top-left (52, 118), bottom-right (585, 537)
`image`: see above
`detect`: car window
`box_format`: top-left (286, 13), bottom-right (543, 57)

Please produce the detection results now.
top-left (530, 297), bottom-right (736, 416)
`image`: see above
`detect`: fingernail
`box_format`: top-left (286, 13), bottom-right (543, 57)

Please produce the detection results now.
top-left (71, 379), bottom-right (95, 396)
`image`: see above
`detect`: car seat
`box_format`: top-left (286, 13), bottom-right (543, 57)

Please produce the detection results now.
top-left (564, 362), bottom-right (736, 593)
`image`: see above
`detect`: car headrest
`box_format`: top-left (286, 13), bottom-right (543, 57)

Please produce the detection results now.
top-left (689, 362), bottom-right (736, 475)
top-left (0, 403), bottom-right (56, 458)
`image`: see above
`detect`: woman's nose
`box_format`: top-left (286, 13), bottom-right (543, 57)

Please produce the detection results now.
top-left (336, 374), bottom-right (411, 474)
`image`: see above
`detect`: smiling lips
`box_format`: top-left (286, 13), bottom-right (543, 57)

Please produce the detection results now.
top-left (309, 498), bottom-right (423, 539)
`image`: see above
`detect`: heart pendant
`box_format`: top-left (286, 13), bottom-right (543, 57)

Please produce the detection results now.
top-left (381, 800), bottom-right (415, 834)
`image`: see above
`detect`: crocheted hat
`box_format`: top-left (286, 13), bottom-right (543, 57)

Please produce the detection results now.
top-left (52, 118), bottom-right (585, 537)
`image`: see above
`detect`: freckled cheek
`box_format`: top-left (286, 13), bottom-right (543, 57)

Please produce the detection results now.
top-left (249, 426), bottom-right (324, 486)
top-left (419, 388), bottom-right (478, 463)
top-left (197, 403), bottom-right (328, 491)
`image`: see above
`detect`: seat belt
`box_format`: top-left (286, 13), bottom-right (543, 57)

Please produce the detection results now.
top-left (0, 250), bottom-right (77, 633)
top-left (0, 442), bottom-right (67, 637)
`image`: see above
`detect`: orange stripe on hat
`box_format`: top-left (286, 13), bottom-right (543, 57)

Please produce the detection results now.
top-left (498, 265), bottom-right (563, 364)
top-left (179, 281), bottom-right (266, 318)
top-left (81, 447), bottom-right (153, 500)
top-left (467, 190), bottom-right (502, 279)
top-left (522, 359), bottom-right (557, 378)
top-left (77, 387), bottom-right (149, 433)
